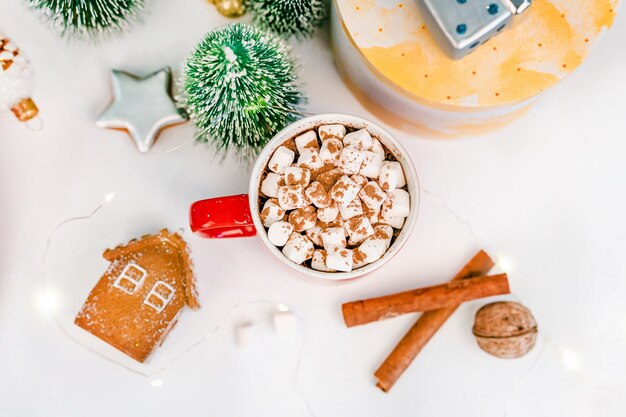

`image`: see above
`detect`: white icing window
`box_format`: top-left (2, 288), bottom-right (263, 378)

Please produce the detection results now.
top-left (143, 281), bottom-right (175, 313)
top-left (113, 262), bottom-right (147, 295)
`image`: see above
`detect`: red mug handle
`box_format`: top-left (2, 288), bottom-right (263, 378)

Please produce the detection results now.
top-left (189, 194), bottom-right (257, 238)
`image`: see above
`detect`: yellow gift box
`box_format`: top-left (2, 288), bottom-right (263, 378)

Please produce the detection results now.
top-left (331, 0), bottom-right (619, 135)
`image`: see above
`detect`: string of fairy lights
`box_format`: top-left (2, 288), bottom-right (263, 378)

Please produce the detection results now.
top-left (35, 138), bottom-right (626, 416)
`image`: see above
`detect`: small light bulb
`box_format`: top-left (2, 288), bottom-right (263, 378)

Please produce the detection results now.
top-left (496, 256), bottom-right (514, 273)
top-left (277, 303), bottom-right (290, 312)
top-left (36, 289), bottom-right (59, 314)
top-left (104, 192), bottom-right (115, 203)
top-left (150, 379), bottom-right (164, 387)
top-left (560, 347), bottom-right (584, 373)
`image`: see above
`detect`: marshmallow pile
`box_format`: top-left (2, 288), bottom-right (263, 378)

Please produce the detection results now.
top-left (259, 125), bottom-right (410, 273)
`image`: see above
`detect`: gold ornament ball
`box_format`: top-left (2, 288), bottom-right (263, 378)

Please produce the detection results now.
top-left (209, 0), bottom-right (246, 18)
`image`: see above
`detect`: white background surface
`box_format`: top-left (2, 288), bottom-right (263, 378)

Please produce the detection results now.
top-left (1, 1), bottom-right (626, 416)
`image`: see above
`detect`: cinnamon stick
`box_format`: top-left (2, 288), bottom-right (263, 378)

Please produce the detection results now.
top-left (342, 273), bottom-right (508, 328)
top-left (374, 250), bottom-right (496, 392)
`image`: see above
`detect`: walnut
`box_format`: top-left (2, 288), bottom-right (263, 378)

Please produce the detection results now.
top-left (472, 302), bottom-right (538, 358)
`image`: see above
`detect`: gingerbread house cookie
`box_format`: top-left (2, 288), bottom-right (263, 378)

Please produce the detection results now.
top-left (75, 229), bottom-right (200, 362)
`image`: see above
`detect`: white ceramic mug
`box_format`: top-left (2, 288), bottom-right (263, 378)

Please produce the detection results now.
top-left (189, 113), bottom-right (420, 280)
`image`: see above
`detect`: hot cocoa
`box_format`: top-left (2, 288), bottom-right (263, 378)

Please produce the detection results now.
top-left (258, 124), bottom-right (410, 273)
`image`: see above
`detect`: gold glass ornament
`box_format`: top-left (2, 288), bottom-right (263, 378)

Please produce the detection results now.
top-left (209, 0), bottom-right (246, 18)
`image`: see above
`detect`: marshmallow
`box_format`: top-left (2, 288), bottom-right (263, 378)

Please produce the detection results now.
top-left (358, 181), bottom-right (388, 210)
top-left (317, 200), bottom-right (340, 223)
top-left (288, 206), bottom-right (317, 232)
top-left (352, 249), bottom-right (369, 269)
top-left (343, 128), bottom-right (373, 150)
top-left (379, 211), bottom-right (405, 229)
top-left (357, 236), bottom-right (387, 264)
top-left (381, 189), bottom-right (411, 218)
top-left (267, 221), bottom-right (294, 247)
top-left (294, 130), bottom-right (319, 153)
top-left (371, 138), bottom-right (385, 157)
top-left (284, 166), bottom-right (311, 187)
top-left (365, 206), bottom-right (380, 225)
top-left (277, 185), bottom-right (307, 210)
top-left (268, 146), bottom-right (295, 174)
top-left (373, 224), bottom-right (394, 248)
top-left (297, 148), bottom-right (324, 171)
top-left (326, 246), bottom-right (354, 272)
top-left (339, 197), bottom-right (364, 220)
top-left (260, 198), bottom-right (286, 227)
top-left (319, 138), bottom-right (343, 166)
top-left (282, 233), bottom-right (315, 264)
top-left (305, 223), bottom-right (325, 246)
top-left (378, 161), bottom-right (406, 191)
top-left (330, 175), bottom-right (360, 206)
top-left (321, 227), bottom-right (346, 249)
top-left (350, 174), bottom-right (368, 189)
top-left (305, 181), bottom-right (332, 208)
top-left (235, 322), bottom-right (256, 347)
top-left (273, 311), bottom-right (298, 335)
top-left (359, 151), bottom-right (384, 179)
top-left (260, 172), bottom-right (284, 198)
top-left (316, 168), bottom-right (344, 191)
top-left (318, 124), bottom-right (347, 142)
top-left (338, 147), bottom-right (365, 175)
top-left (311, 250), bottom-right (335, 272)
top-left (345, 215), bottom-right (375, 245)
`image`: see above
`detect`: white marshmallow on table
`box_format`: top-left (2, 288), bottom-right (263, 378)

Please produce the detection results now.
top-left (371, 138), bottom-right (385, 157)
top-left (260, 172), bottom-right (284, 198)
top-left (282, 233), bottom-right (315, 264)
top-left (339, 197), bottom-right (364, 220)
top-left (326, 246), bottom-right (354, 272)
top-left (297, 149), bottom-right (324, 171)
top-left (273, 310), bottom-right (298, 335)
top-left (358, 181), bottom-right (387, 211)
top-left (267, 221), bottom-right (294, 247)
top-left (345, 215), bottom-right (375, 245)
top-left (319, 138), bottom-right (343, 166)
top-left (311, 249), bottom-right (335, 272)
top-left (321, 227), bottom-right (346, 249)
top-left (338, 147), bottom-right (365, 175)
top-left (379, 211), bottom-right (405, 229)
top-left (318, 124), bottom-right (347, 142)
top-left (305, 223), bottom-right (325, 246)
top-left (378, 161), bottom-right (406, 191)
top-left (288, 206), bottom-right (317, 232)
top-left (294, 130), bottom-right (319, 153)
top-left (284, 166), bottom-right (311, 186)
top-left (381, 189), bottom-right (411, 218)
top-left (317, 200), bottom-right (340, 223)
top-left (268, 146), bottom-right (295, 174)
top-left (235, 322), bottom-right (255, 347)
top-left (260, 198), bottom-right (286, 228)
top-left (277, 185), bottom-right (307, 210)
top-left (350, 174), bottom-right (368, 189)
top-left (343, 128), bottom-right (373, 150)
top-left (359, 151), bottom-right (384, 179)
top-left (330, 175), bottom-right (360, 206)
top-left (305, 181), bottom-right (332, 208)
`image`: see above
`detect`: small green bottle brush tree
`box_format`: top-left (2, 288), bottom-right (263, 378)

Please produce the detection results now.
top-left (27, 0), bottom-right (145, 39)
top-left (182, 23), bottom-right (305, 159)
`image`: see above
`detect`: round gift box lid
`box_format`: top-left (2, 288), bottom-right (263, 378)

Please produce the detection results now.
top-left (335, 0), bottom-right (618, 110)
